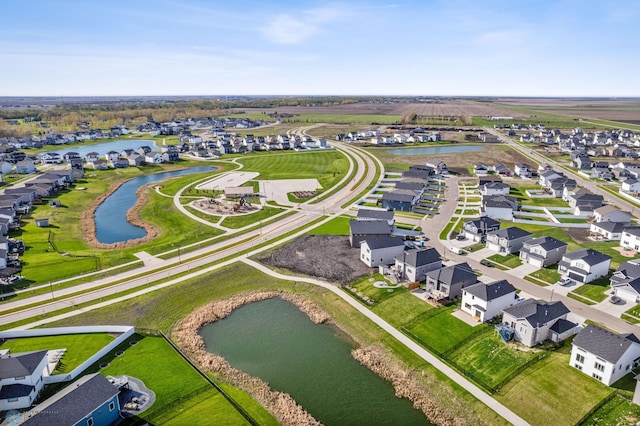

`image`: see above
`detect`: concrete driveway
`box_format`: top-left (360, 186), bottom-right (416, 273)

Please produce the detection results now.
top-left (196, 171), bottom-right (259, 190)
top-left (260, 178), bottom-right (321, 206)
top-left (508, 263), bottom-right (541, 279)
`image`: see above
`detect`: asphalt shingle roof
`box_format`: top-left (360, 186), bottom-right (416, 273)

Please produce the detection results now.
top-left (0, 350), bottom-right (47, 380)
top-left (573, 324), bottom-right (640, 364)
top-left (562, 248), bottom-right (611, 266)
top-left (464, 279), bottom-right (516, 301)
top-left (503, 299), bottom-right (570, 327)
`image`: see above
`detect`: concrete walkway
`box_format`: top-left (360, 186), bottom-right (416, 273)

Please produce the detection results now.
top-left (240, 258), bottom-right (529, 426)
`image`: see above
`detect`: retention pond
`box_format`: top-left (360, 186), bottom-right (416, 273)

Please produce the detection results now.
top-left (200, 297), bottom-right (430, 425)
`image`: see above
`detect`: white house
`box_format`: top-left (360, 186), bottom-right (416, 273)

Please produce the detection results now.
top-left (501, 299), bottom-right (573, 347)
top-left (514, 163), bottom-right (533, 178)
top-left (360, 237), bottom-right (405, 268)
top-left (0, 350), bottom-right (50, 411)
top-left (462, 217), bottom-right (500, 242)
top-left (481, 195), bottom-right (518, 220)
top-left (593, 205), bottom-right (632, 223)
top-left (620, 227), bottom-right (640, 251)
top-left (590, 221), bottom-right (628, 241)
top-left (480, 181), bottom-right (510, 196)
top-left (557, 248), bottom-right (611, 283)
top-left (571, 324), bottom-right (640, 386)
top-left (461, 280), bottom-right (518, 322)
top-left (622, 178), bottom-right (640, 193)
top-left (485, 227), bottom-right (533, 254)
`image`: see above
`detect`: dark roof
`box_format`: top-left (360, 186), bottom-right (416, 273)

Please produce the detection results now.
top-left (0, 383), bottom-right (34, 399)
top-left (488, 226), bottom-right (532, 241)
top-left (502, 299), bottom-right (570, 327)
top-left (592, 221), bottom-right (628, 233)
top-left (362, 237), bottom-right (404, 250)
top-left (0, 350), bottom-right (47, 379)
top-left (400, 247), bottom-right (441, 268)
top-left (350, 220), bottom-right (392, 236)
top-left (623, 226), bottom-right (640, 238)
top-left (613, 260), bottom-right (640, 283)
top-left (425, 262), bottom-right (477, 286)
top-left (524, 236), bottom-right (567, 251)
top-left (357, 209), bottom-right (394, 221)
top-left (464, 279), bottom-right (516, 301)
top-left (465, 217), bottom-right (500, 232)
top-left (549, 318), bottom-right (578, 334)
top-left (22, 373), bottom-right (119, 426)
top-left (381, 191), bottom-right (416, 203)
top-left (562, 248), bottom-right (611, 266)
top-left (482, 195), bottom-right (517, 209)
top-left (573, 324), bottom-right (640, 364)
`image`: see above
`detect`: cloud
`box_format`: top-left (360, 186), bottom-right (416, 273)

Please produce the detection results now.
top-left (261, 5), bottom-right (349, 45)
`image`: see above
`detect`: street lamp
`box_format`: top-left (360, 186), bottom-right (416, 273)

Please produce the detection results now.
top-left (49, 281), bottom-right (54, 301)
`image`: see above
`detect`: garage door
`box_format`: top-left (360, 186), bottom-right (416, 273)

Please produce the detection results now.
top-left (568, 271), bottom-right (585, 283)
top-left (616, 288), bottom-right (639, 304)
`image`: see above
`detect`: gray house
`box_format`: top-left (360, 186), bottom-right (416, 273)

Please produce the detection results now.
top-left (557, 248), bottom-right (612, 283)
top-left (381, 189), bottom-right (420, 212)
top-left (519, 236), bottom-right (568, 268)
top-left (360, 237), bottom-right (405, 267)
top-left (485, 227), bottom-right (533, 254)
top-left (356, 209), bottom-right (395, 226)
top-left (501, 299), bottom-right (573, 347)
top-left (463, 217), bottom-right (500, 242)
top-left (349, 220), bottom-right (392, 248)
top-left (393, 247), bottom-right (442, 283)
top-left (424, 262), bottom-right (478, 301)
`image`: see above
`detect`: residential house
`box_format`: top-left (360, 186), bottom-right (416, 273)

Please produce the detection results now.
top-left (539, 170), bottom-right (564, 187)
top-left (381, 189), bottom-right (420, 212)
top-left (84, 152), bottom-right (100, 163)
top-left (591, 166), bottom-right (613, 181)
top-left (21, 373), bottom-right (121, 426)
top-left (106, 151), bottom-right (120, 163)
top-left (593, 205), bottom-right (632, 223)
top-left (501, 299), bottom-right (573, 347)
top-left (622, 178), bottom-right (640, 194)
top-left (145, 152), bottom-right (164, 164)
top-left (611, 260), bottom-right (640, 303)
top-left (39, 152), bottom-right (62, 164)
top-left (92, 160), bottom-right (109, 170)
top-left (493, 163), bottom-right (512, 176)
top-left (480, 181), bottom-right (510, 196)
top-left (14, 160), bottom-right (35, 174)
top-left (590, 221), bottom-right (628, 241)
top-left (571, 324), bottom-right (640, 386)
top-left (519, 236), bottom-right (568, 267)
top-left (393, 247), bottom-right (442, 283)
top-left (112, 159), bottom-right (129, 169)
top-left (0, 350), bottom-right (49, 411)
top-left (620, 227), bottom-right (640, 251)
top-left (474, 163), bottom-right (489, 176)
top-left (127, 153), bottom-right (144, 167)
top-left (425, 160), bottom-right (447, 174)
top-left (0, 162), bottom-right (12, 175)
top-left (349, 220), bottom-right (392, 248)
top-left (462, 217), bottom-right (500, 242)
top-left (481, 195), bottom-right (518, 220)
top-left (485, 226), bottom-right (533, 254)
top-left (356, 209), bottom-right (395, 226)
top-left (573, 153), bottom-right (592, 169)
top-left (424, 262), bottom-right (478, 301)
top-left (461, 280), bottom-right (518, 322)
top-left (360, 237), bottom-right (405, 267)
top-left (514, 163), bottom-right (532, 178)
top-left (558, 248), bottom-right (611, 283)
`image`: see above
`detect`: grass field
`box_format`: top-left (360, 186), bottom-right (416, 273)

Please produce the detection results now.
top-left (486, 254), bottom-right (522, 269)
top-left (407, 305), bottom-right (479, 354)
top-left (0, 333), bottom-right (115, 374)
top-left (526, 267), bottom-right (560, 285)
top-left (346, 274), bottom-right (404, 305)
top-left (581, 395), bottom-right (640, 426)
top-left (309, 216), bottom-right (351, 235)
top-left (220, 206), bottom-right (285, 229)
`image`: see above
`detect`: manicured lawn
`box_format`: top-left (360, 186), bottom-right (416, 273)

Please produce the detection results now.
top-left (0, 333), bottom-right (114, 375)
top-left (486, 254), bottom-right (522, 269)
top-left (346, 274), bottom-right (404, 305)
top-left (407, 306), bottom-right (478, 354)
top-left (220, 206), bottom-right (285, 229)
top-left (371, 291), bottom-right (432, 328)
top-left (448, 333), bottom-right (543, 389)
top-left (156, 389), bottom-right (252, 426)
top-left (521, 197), bottom-right (570, 207)
top-left (527, 267), bottom-right (560, 285)
top-left (581, 395), bottom-right (640, 426)
top-left (571, 281), bottom-right (610, 303)
top-left (309, 216), bottom-right (351, 235)
top-left (622, 305), bottom-right (640, 324)
top-left (496, 351), bottom-right (612, 426)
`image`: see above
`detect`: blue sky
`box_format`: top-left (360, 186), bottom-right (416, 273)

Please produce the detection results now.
top-left (2, 0), bottom-right (639, 96)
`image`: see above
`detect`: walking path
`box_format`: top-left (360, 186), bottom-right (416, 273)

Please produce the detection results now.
top-left (240, 258), bottom-right (529, 426)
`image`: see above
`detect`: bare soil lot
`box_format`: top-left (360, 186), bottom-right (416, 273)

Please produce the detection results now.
top-left (256, 235), bottom-right (373, 284)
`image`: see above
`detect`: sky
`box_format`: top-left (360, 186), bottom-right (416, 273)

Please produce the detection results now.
top-left (2, 0), bottom-right (639, 97)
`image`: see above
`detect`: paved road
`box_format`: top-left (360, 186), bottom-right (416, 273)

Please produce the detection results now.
top-left (241, 258), bottom-right (529, 426)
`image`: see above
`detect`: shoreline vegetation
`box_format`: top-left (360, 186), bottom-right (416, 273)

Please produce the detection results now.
top-left (173, 290), bottom-right (465, 426)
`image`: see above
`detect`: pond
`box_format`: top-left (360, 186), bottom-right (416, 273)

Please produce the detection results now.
top-left (200, 297), bottom-right (430, 425)
top-left (94, 166), bottom-right (215, 244)
top-left (387, 145), bottom-right (485, 156)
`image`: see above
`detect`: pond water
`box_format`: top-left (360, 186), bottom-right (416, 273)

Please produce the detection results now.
top-left (94, 166), bottom-right (214, 244)
top-left (47, 139), bottom-right (161, 158)
top-left (200, 297), bottom-right (430, 425)
top-left (387, 145), bottom-right (484, 156)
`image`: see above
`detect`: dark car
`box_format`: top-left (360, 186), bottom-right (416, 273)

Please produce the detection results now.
top-left (480, 260), bottom-right (494, 268)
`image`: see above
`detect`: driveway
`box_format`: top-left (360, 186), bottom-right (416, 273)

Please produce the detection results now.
top-left (508, 263), bottom-right (540, 279)
top-left (592, 292), bottom-right (630, 318)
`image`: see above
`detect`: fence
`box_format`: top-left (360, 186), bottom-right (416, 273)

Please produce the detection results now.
top-left (574, 390), bottom-right (618, 425)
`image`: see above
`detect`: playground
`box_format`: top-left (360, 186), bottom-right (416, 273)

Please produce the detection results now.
top-left (190, 196), bottom-right (258, 216)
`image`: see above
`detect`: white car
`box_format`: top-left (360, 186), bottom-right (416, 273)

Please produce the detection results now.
top-left (556, 278), bottom-right (573, 286)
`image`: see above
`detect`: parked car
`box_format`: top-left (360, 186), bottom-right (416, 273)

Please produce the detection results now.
top-left (455, 234), bottom-right (466, 241)
top-left (449, 247), bottom-right (464, 255)
top-left (480, 259), bottom-right (494, 268)
top-left (556, 278), bottom-right (573, 286)
top-left (609, 295), bottom-right (622, 305)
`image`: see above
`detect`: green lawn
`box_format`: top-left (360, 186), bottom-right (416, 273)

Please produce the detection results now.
top-left (220, 206), bottom-right (285, 229)
top-left (486, 254), bottom-right (522, 269)
top-left (496, 351), bottom-right (612, 426)
top-left (370, 291), bottom-right (432, 328)
top-left (571, 277), bottom-right (611, 303)
top-left (622, 305), bottom-right (640, 324)
top-left (526, 267), bottom-right (560, 285)
top-left (155, 388), bottom-right (251, 426)
top-left (0, 333), bottom-right (114, 375)
top-left (310, 216), bottom-right (351, 235)
top-left (346, 274), bottom-right (404, 305)
top-left (407, 306), bottom-right (479, 354)
top-left (581, 395), bottom-right (640, 426)
top-left (448, 333), bottom-right (543, 389)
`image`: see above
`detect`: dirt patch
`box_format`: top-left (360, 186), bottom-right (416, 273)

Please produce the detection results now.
top-left (564, 228), bottom-right (591, 244)
top-left (257, 235), bottom-right (373, 285)
top-left (292, 191), bottom-right (317, 199)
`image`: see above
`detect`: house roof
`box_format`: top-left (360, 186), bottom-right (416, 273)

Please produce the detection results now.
top-left (482, 195), bottom-right (517, 209)
top-left (398, 247), bottom-right (441, 268)
top-left (464, 279), bottom-right (515, 302)
top-left (592, 221), bottom-right (628, 233)
top-left (350, 220), bottom-right (392, 236)
top-left (503, 299), bottom-right (570, 327)
top-left (562, 248), bottom-right (611, 266)
top-left (357, 209), bottom-right (394, 221)
top-left (549, 318), bottom-right (577, 334)
top-left (465, 217), bottom-right (500, 233)
top-left (22, 373), bottom-right (119, 426)
top-left (573, 324), bottom-right (640, 364)
top-left (0, 350), bottom-right (47, 380)
top-left (623, 226), bottom-right (640, 238)
top-left (594, 205), bottom-right (622, 216)
top-left (488, 226), bottom-right (532, 241)
top-left (524, 236), bottom-right (567, 251)
top-left (613, 260), bottom-right (640, 283)
top-left (482, 182), bottom-right (510, 191)
top-left (362, 237), bottom-right (404, 250)
top-left (425, 262), bottom-right (477, 286)
top-left (381, 190), bottom-right (416, 203)
top-left (0, 383), bottom-right (34, 399)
